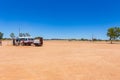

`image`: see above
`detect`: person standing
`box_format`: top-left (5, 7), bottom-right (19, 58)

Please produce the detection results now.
top-left (0, 40), bottom-right (2, 46)
top-left (13, 39), bottom-right (16, 46)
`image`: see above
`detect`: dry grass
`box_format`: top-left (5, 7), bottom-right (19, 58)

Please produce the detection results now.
top-left (0, 40), bottom-right (120, 80)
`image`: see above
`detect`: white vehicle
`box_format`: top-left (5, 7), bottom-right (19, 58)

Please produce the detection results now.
top-left (16, 37), bottom-right (34, 46)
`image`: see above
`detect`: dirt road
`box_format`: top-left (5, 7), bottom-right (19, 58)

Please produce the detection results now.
top-left (0, 40), bottom-right (120, 80)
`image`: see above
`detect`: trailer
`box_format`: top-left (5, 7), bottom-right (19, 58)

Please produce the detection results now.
top-left (33, 37), bottom-right (43, 46)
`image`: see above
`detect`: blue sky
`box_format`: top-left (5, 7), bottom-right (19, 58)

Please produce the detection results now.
top-left (0, 0), bottom-right (120, 39)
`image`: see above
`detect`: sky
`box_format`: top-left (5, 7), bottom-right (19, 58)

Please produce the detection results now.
top-left (0, 0), bottom-right (120, 39)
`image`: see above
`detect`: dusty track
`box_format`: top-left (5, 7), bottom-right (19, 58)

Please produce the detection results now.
top-left (0, 40), bottom-right (120, 80)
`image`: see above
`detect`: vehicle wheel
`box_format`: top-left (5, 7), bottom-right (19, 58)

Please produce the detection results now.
top-left (28, 43), bottom-right (31, 46)
top-left (21, 43), bottom-right (24, 46)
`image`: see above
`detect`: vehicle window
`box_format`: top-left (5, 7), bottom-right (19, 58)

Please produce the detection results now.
top-left (29, 38), bottom-right (33, 40)
top-left (31, 39), bottom-right (34, 40)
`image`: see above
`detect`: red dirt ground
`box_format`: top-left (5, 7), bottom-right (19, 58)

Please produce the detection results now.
top-left (0, 40), bottom-right (120, 80)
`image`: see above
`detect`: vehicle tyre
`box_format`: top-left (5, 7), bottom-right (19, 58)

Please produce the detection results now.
top-left (21, 42), bottom-right (24, 46)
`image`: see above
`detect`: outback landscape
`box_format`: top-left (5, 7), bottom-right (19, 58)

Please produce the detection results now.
top-left (1, 0), bottom-right (120, 80)
top-left (0, 40), bottom-right (120, 80)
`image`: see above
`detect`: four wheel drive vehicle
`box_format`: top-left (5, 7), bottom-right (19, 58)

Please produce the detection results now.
top-left (33, 37), bottom-right (43, 46)
top-left (17, 37), bottom-right (34, 46)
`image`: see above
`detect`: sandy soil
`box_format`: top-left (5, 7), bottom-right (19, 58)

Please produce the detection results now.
top-left (0, 40), bottom-right (120, 80)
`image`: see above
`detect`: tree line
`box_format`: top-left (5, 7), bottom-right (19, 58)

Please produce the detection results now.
top-left (0, 27), bottom-right (120, 44)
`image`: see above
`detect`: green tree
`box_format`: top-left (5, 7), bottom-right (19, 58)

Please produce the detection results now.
top-left (107, 27), bottom-right (120, 44)
top-left (10, 33), bottom-right (15, 39)
top-left (115, 27), bottom-right (120, 38)
top-left (0, 32), bottom-right (3, 40)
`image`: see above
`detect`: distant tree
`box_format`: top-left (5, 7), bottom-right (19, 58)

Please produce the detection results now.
top-left (81, 38), bottom-right (88, 41)
top-left (19, 33), bottom-right (23, 37)
top-left (107, 27), bottom-right (120, 44)
top-left (25, 33), bottom-right (31, 37)
top-left (0, 32), bottom-right (3, 40)
top-left (19, 33), bottom-right (31, 37)
top-left (92, 38), bottom-right (97, 41)
top-left (35, 36), bottom-right (42, 39)
top-left (10, 33), bottom-right (15, 39)
top-left (22, 33), bottom-right (26, 37)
